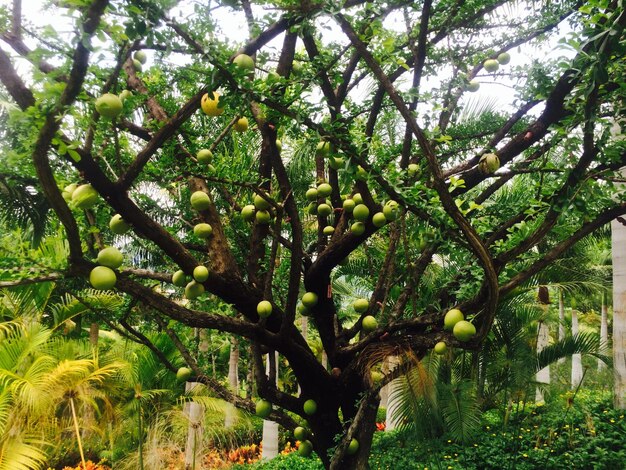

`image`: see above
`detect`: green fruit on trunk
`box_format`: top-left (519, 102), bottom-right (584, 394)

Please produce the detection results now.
top-left (233, 117), bottom-right (249, 132)
top-left (303, 399), bottom-right (317, 415)
top-left (316, 141), bottom-right (330, 157)
top-left (133, 50), bottom-right (147, 64)
top-left (383, 201), bottom-right (399, 221)
top-left (298, 440), bottom-right (313, 457)
top-left (89, 266), bottom-right (116, 290)
top-left (353, 298), bottom-right (369, 313)
top-left (62, 183), bottom-right (77, 201)
top-left (254, 194), bottom-right (271, 211)
top-left (97, 246), bottom-right (123, 269)
top-left (197, 149), bottom-right (213, 164)
top-left (352, 204), bottom-right (369, 222)
top-left (479, 153), bottom-right (500, 174)
top-left (352, 193), bottom-right (363, 205)
top-left (297, 302), bottom-right (310, 316)
top-left (194, 223), bottom-right (213, 239)
top-left (190, 191), bottom-right (211, 211)
top-left (255, 210), bottom-right (271, 224)
top-left (119, 89), bottom-right (132, 101)
top-left (256, 399), bottom-right (272, 418)
top-left (372, 212), bottom-right (387, 227)
top-left (361, 315), bottom-right (377, 332)
top-left (306, 188), bottom-right (318, 201)
top-left (193, 265), bottom-right (209, 282)
top-left (407, 163), bottom-right (419, 176)
top-left (241, 204), bottom-right (255, 222)
top-left (328, 157), bottom-right (344, 170)
top-left (355, 165), bottom-right (367, 181)
top-left (306, 202), bottom-right (317, 216)
top-left (444, 308), bottom-right (464, 331)
top-left (201, 91), bottom-right (224, 116)
top-left (233, 53), bottom-right (255, 72)
top-left (350, 221), bottom-right (365, 235)
top-left (434, 341), bottom-right (447, 355)
top-left (172, 270), bottom-right (187, 287)
top-left (95, 93), bottom-right (123, 119)
top-left (466, 80), bottom-right (480, 92)
top-left (302, 292), bottom-right (318, 308)
top-left (257, 300), bottom-right (272, 318)
top-left (497, 52), bottom-right (511, 65)
top-left (185, 280), bottom-right (205, 299)
top-left (341, 199), bottom-right (355, 214)
top-left (317, 183), bottom-right (332, 198)
top-left (176, 367), bottom-right (192, 382)
top-left (453, 320), bottom-right (476, 342)
top-left (317, 203), bottom-right (332, 217)
top-left (72, 184), bottom-right (99, 209)
top-left (347, 438), bottom-right (359, 455)
top-left (109, 214), bottom-right (130, 234)
top-left (483, 59), bottom-right (499, 72)
top-left (294, 426), bottom-right (308, 441)
top-left (323, 226), bottom-right (335, 236)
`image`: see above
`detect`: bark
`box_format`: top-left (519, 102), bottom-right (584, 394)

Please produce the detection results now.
top-left (612, 216), bottom-right (626, 408)
top-left (184, 382), bottom-right (204, 469)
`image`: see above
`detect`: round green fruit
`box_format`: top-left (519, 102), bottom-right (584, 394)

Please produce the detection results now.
top-left (119, 89), bottom-right (132, 101)
top-left (95, 93), bottom-right (123, 119)
top-left (298, 440), bottom-right (313, 457)
top-left (444, 308), bottom-right (464, 331)
top-left (133, 50), bottom-right (147, 64)
top-left (193, 265), bottom-right (209, 282)
top-left (353, 298), bottom-right (369, 313)
top-left (109, 214), bottom-right (130, 234)
top-left (434, 341), bottom-right (447, 355)
top-left (62, 183), bottom-right (77, 201)
top-left (97, 246), bottom-right (123, 269)
top-left (302, 292), bottom-right (318, 308)
top-left (497, 52), bottom-right (511, 65)
top-left (257, 300), bottom-right (272, 318)
top-left (254, 194), bottom-right (271, 211)
top-left (297, 302), bottom-right (310, 316)
top-left (350, 221), bottom-right (365, 236)
top-left (72, 184), bottom-right (99, 209)
top-left (185, 280), bottom-right (205, 300)
top-left (355, 165), bottom-right (367, 181)
top-left (255, 210), bottom-right (271, 224)
top-left (466, 80), bottom-right (480, 92)
top-left (89, 266), bottom-right (116, 290)
top-left (323, 226), bottom-right (335, 236)
top-left (483, 59), bottom-right (499, 72)
top-left (407, 163), bottom-right (419, 176)
top-left (383, 201), bottom-right (399, 221)
top-left (176, 367), bottom-right (192, 382)
top-left (361, 315), bottom-right (377, 332)
top-left (303, 399), bottom-right (317, 415)
top-left (316, 141), bottom-right (330, 157)
top-left (328, 157), bottom-right (344, 170)
top-left (294, 426), bottom-right (308, 441)
top-left (132, 58), bottom-right (143, 72)
top-left (347, 438), bottom-right (359, 455)
top-left (172, 270), bottom-right (187, 287)
top-left (197, 149), bottom-right (213, 164)
top-left (372, 212), bottom-right (387, 228)
top-left (194, 223), bottom-right (213, 239)
top-left (256, 399), bottom-right (272, 418)
top-left (317, 183), bottom-right (332, 198)
top-left (352, 204), bottom-right (370, 222)
top-left (233, 117), bottom-right (249, 132)
top-left (190, 191), bottom-right (211, 211)
top-left (342, 198), bottom-right (355, 213)
top-left (479, 153), bottom-right (500, 174)
top-left (241, 204), bottom-right (255, 222)
top-left (233, 53), bottom-right (255, 72)
top-left (306, 202), bottom-right (317, 216)
top-left (305, 188), bottom-right (318, 201)
top-left (453, 320), bottom-right (476, 342)
top-left (352, 193), bottom-right (363, 205)
top-left (317, 203), bottom-right (332, 217)
top-left (201, 91), bottom-right (224, 117)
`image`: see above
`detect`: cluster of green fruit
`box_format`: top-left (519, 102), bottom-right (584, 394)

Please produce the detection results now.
top-left (240, 194), bottom-right (273, 225)
top-left (62, 183), bottom-right (100, 209)
top-left (90, 246), bottom-right (123, 290)
top-left (353, 298), bottom-right (378, 333)
top-left (465, 51), bottom-right (511, 92)
top-left (443, 308), bottom-right (476, 342)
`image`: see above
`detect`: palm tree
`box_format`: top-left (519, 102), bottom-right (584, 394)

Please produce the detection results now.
top-left (612, 216), bottom-right (626, 408)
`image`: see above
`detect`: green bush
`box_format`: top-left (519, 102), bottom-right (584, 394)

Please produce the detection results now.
top-left (232, 452), bottom-right (324, 469)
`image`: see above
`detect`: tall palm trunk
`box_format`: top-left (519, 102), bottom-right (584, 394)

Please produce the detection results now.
top-left (571, 308), bottom-right (583, 389)
top-left (383, 356), bottom-right (401, 431)
top-left (599, 291), bottom-right (609, 372)
top-left (535, 320), bottom-right (550, 403)
top-left (612, 217), bottom-right (626, 408)
top-left (261, 351), bottom-right (279, 460)
top-left (69, 396), bottom-right (87, 470)
top-left (225, 336), bottom-right (239, 427)
top-left (184, 382), bottom-right (203, 469)
top-left (558, 290), bottom-right (566, 365)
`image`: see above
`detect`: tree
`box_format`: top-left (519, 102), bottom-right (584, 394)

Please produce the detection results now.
top-left (2, 0), bottom-right (626, 467)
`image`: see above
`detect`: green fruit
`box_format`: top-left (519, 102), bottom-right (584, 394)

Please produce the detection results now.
top-left (257, 300), bottom-right (272, 318)
top-left (361, 315), bottom-right (377, 332)
top-left (302, 292), bottom-right (318, 308)
top-left (323, 226), bottom-right (335, 236)
top-left (372, 212), bottom-right (387, 228)
top-left (233, 117), bottom-right (248, 132)
top-left (194, 223), bottom-right (213, 239)
top-left (241, 204), bottom-right (256, 222)
top-left (197, 149), bottom-right (213, 164)
top-left (298, 440), bottom-right (313, 457)
top-left (193, 265), bottom-right (209, 282)
top-left (407, 163), bottom-right (419, 176)
top-left (119, 89), bottom-right (132, 101)
top-left (255, 210), bottom-right (271, 224)
top-left (352, 204), bottom-right (369, 222)
top-left (109, 214), bottom-right (130, 234)
top-left (497, 52), bottom-right (511, 65)
top-left (317, 203), bottom-right (332, 217)
top-left (95, 93), bottom-right (123, 119)
top-left (297, 302), bottom-right (310, 316)
top-left (133, 59), bottom-right (142, 71)
top-left (383, 201), bottom-right (399, 221)
top-left (201, 91), bottom-right (224, 116)
top-left (479, 153), bottom-right (500, 174)
top-left (294, 426), bottom-right (308, 441)
top-left (342, 199), bottom-right (355, 213)
top-left (303, 399), bottom-right (317, 415)
top-left (317, 183), bottom-right (332, 198)
top-left (176, 367), bottom-right (192, 382)
top-left (172, 270), bottom-right (187, 287)
top-left (89, 266), bottom-right (116, 290)
top-left (185, 280), bottom-right (205, 299)
top-left (190, 191), bottom-right (211, 211)
top-left (466, 80), bottom-right (480, 92)
top-left (316, 141), bottom-right (330, 157)
top-left (97, 246), bottom-right (123, 269)
top-left (275, 139), bottom-right (282, 152)
top-left (434, 341), bottom-right (447, 355)
top-left (353, 298), bottom-right (369, 313)
top-left (62, 183), bottom-right (78, 201)
top-left (483, 59), bottom-right (499, 72)
top-left (72, 184), bottom-right (99, 209)
top-left (347, 438), bottom-right (359, 455)
top-left (233, 53), bottom-right (255, 72)
top-left (352, 193), bottom-right (363, 205)
top-left (371, 371), bottom-right (384, 384)
top-left (256, 399), bottom-right (272, 418)
top-left (453, 320), bottom-right (476, 342)
top-left (444, 308), bottom-right (464, 331)
top-left (254, 194), bottom-right (271, 211)
top-left (350, 221), bottom-right (365, 235)
top-left (306, 202), bottom-right (317, 216)
top-left (305, 188), bottom-right (318, 201)
top-left (355, 165), bottom-right (367, 181)
top-left (328, 157), bottom-right (344, 170)
top-left (133, 50), bottom-right (147, 64)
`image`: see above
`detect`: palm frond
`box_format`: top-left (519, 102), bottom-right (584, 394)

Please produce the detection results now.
top-left (535, 332), bottom-right (610, 371)
top-left (439, 380), bottom-right (482, 443)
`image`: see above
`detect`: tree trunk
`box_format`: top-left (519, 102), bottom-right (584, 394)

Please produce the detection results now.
top-left (558, 290), bottom-right (566, 365)
top-left (612, 217), bottom-right (626, 408)
top-left (184, 382), bottom-right (204, 470)
top-left (599, 291), bottom-right (608, 372)
top-left (224, 336), bottom-right (239, 428)
top-left (571, 309), bottom-right (583, 389)
top-left (535, 320), bottom-right (550, 403)
top-left (89, 322), bottom-right (99, 348)
top-left (261, 351), bottom-right (279, 460)
top-left (383, 356), bottom-right (401, 431)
